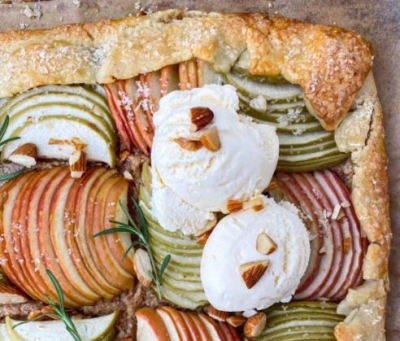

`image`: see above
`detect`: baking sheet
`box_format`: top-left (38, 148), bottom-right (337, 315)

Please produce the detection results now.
top-left (0, 0), bottom-right (398, 339)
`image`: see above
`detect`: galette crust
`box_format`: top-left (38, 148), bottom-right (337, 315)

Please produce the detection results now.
top-left (0, 10), bottom-right (372, 130)
top-left (0, 9), bottom-right (388, 341)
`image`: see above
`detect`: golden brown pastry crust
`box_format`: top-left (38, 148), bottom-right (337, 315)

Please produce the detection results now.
top-left (0, 10), bottom-right (372, 130)
top-left (0, 9), bottom-right (389, 341)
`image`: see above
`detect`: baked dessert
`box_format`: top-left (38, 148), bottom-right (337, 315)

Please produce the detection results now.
top-left (0, 9), bottom-right (390, 341)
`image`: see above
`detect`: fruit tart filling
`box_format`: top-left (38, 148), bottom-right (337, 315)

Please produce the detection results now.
top-left (0, 10), bottom-right (386, 341)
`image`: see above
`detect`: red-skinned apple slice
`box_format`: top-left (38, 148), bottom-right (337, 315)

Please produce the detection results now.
top-left (49, 170), bottom-right (101, 303)
top-left (158, 306), bottom-right (193, 341)
top-left (124, 78), bottom-right (153, 148)
top-left (188, 313), bottom-right (212, 341)
top-left (160, 65), bottom-right (180, 97)
top-left (104, 83), bottom-right (133, 152)
top-left (37, 167), bottom-right (89, 306)
top-left (198, 314), bottom-right (228, 341)
top-left (13, 170), bottom-right (54, 300)
top-left (178, 310), bottom-right (202, 341)
top-left (294, 172), bottom-right (344, 299)
top-left (135, 307), bottom-right (170, 341)
top-left (101, 177), bottom-right (133, 273)
top-left (85, 169), bottom-right (132, 291)
top-left (156, 308), bottom-right (181, 341)
top-left (218, 321), bottom-right (241, 341)
top-left (317, 170), bottom-right (365, 300)
top-left (74, 167), bottom-right (121, 296)
top-left (138, 73), bottom-right (156, 137)
top-left (144, 71), bottom-right (161, 131)
top-left (273, 174), bottom-right (323, 294)
top-left (63, 167), bottom-right (115, 299)
top-left (90, 174), bottom-right (133, 288)
top-left (0, 174), bottom-right (36, 297)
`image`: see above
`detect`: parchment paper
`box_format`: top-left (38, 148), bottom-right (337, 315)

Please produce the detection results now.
top-left (0, 0), bottom-right (398, 339)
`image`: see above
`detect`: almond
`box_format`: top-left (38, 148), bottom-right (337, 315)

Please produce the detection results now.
top-left (239, 260), bottom-right (269, 289)
top-left (256, 233), bottom-right (277, 255)
top-left (69, 150), bottom-right (87, 179)
top-left (200, 127), bottom-right (221, 152)
top-left (204, 305), bottom-right (229, 322)
top-left (265, 178), bottom-right (280, 191)
top-left (196, 228), bottom-right (214, 246)
top-left (8, 143), bottom-right (37, 167)
top-left (227, 199), bottom-right (243, 213)
top-left (244, 312), bottom-right (267, 338)
top-left (174, 137), bottom-right (202, 151)
top-left (226, 315), bottom-right (247, 327)
top-left (244, 196), bottom-right (265, 212)
top-left (28, 305), bottom-right (58, 321)
top-left (133, 249), bottom-right (153, 287)
top-left (190, 106), bottom-right (214, 132)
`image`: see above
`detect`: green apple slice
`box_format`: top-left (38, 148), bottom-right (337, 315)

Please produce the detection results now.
top-left (0, 84), bottom-right (113, 128)
top-left (6, 312), bottom-right (118, 341)
top-left (2, 116), bottom-right (116, 167)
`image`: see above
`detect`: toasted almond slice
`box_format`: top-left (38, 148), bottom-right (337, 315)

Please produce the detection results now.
top-left (226, 315), bottom-right (247, 328)
top-left (197, 229), bottom-right (213, 246)
top-left (239, 260), bottom-right (270, 289)
top-left (244, 196), bottom-right (265, 212)
top-left (174, 137), bottom-right (202, 151)
top-left (8, 143), bottom-right (37, 167)
top-left (69, 150), bottom-right (87, 179)
top-left (190, 107), bottom-right (214, 132)
top-left (133, 248), bottom-right (153, 287)
top-left (28, 306), bottom-right (58, 321)
top-left (227, 199), bottom-right (243, 213)
top-left (244, 312), bottom-right (267, 338)
top-left (204, 305), bottom-right (229, 322)
top-left (200, 127), bottom-right (221, 151)
top-left (256, 233), bottom-right (277, 255)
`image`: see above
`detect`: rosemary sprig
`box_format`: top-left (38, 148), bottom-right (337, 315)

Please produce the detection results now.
top-left (12, 269), bottom-right (81, 341)
top-left (0, 115), bottom-right (25, 182)
top-left (93, 197), bottom-right (171, 299)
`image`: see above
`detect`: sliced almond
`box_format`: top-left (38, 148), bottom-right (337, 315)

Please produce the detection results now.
top-left (28, 306), bottom-right (58, 321)
top-left (239, 260), bottom-right (270, 289)
top-left (244, 312), bottom-right (267, 338)
top-left (190, 107), bottom-right (214, 132)
top-left (227, 199), bottom-right (243, 213)
top-left (244, 196), bottom-right (265, 212)
top-left (123, 170), bottom-right (134, 181)
top-left (48, 137), bottom-right (87, 151)
top-left (8, 143), bottom-right (37, 167)
top-left (200, 127), bottom-right (221, 152)
top-left (133, 248), bottom-right (153, 287)
top-left (204, 305), bottom-right (229, 322)
top-left (265, 178), bottom-right (280, 191)
top-left (226, 315), bottom-right (247, 328)
top-left (256, 233), bottom-right (277, 255)
top-left (174, 137), bottom-right (202, 151)
top-left (69, 150), bottom-right (87, 179)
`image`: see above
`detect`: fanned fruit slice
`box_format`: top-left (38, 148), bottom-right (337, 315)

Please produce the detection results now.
top-left (0, 167), bottom-right (134, 308)
top-left (139, 162), bottom-right (207, 309)
top-left (268, 170), bottom-right (367, 301)
top-left (254, 301), bottom-right (345, 340)
top-left (135, 306), bottom-right (240, 341)
top-left (0, 84), bottom-right (117, 167)
top-left (223, 68), bottom-right (349, 171)
top-left (105, 59), bottom-right (222, 155)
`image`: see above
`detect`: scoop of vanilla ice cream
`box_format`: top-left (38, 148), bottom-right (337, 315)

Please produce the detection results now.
top-left (151, 85), bottom-right (279, 227)
top-left (200, 196), bottom-right (310, 312)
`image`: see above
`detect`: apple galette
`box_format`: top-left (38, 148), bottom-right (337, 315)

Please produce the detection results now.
top-left (0, 9), bottom-right (390, 341)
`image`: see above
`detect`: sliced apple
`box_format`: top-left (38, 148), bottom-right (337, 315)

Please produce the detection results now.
top-left (156, 308), bottom-right (181, 341)
top-left (49, 170), bottom-right (101, 303)
top-left (160, 65), bottom-right (180, 97)
top-left (84, 169), bottom-right (133, 291)
top-left (135, 307), bottom-right (170, 341)
top-left (158, 306), bottom-right (193, 341)
top-left (179, 310), bottom-right (202, 341)
top-left (6, 312), bottom-right (118, 341)
top-left (189, 313), bottom-right (212, 341)
top-left (2, 116), bottom-right (116, 167)
top-left (0, 172), bottom-right (39, 299)
top-left (74, 167), bottom-right (121, 296)
top-left (90, 174), bottom-right (133, 288)
top-left (198, 314), bottom-right (227, 341)
top-left (12, 170), bottom-right (52, 300)
top-left (63, 167), bottom-right (114, 299)
top-left (36, 167), bottom-right (88, 306)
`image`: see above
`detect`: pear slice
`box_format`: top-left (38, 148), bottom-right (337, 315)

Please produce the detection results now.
top-left (6, 312), bottom-right (118, 341)
top-left (2, 116), bottom-right (115, 167)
